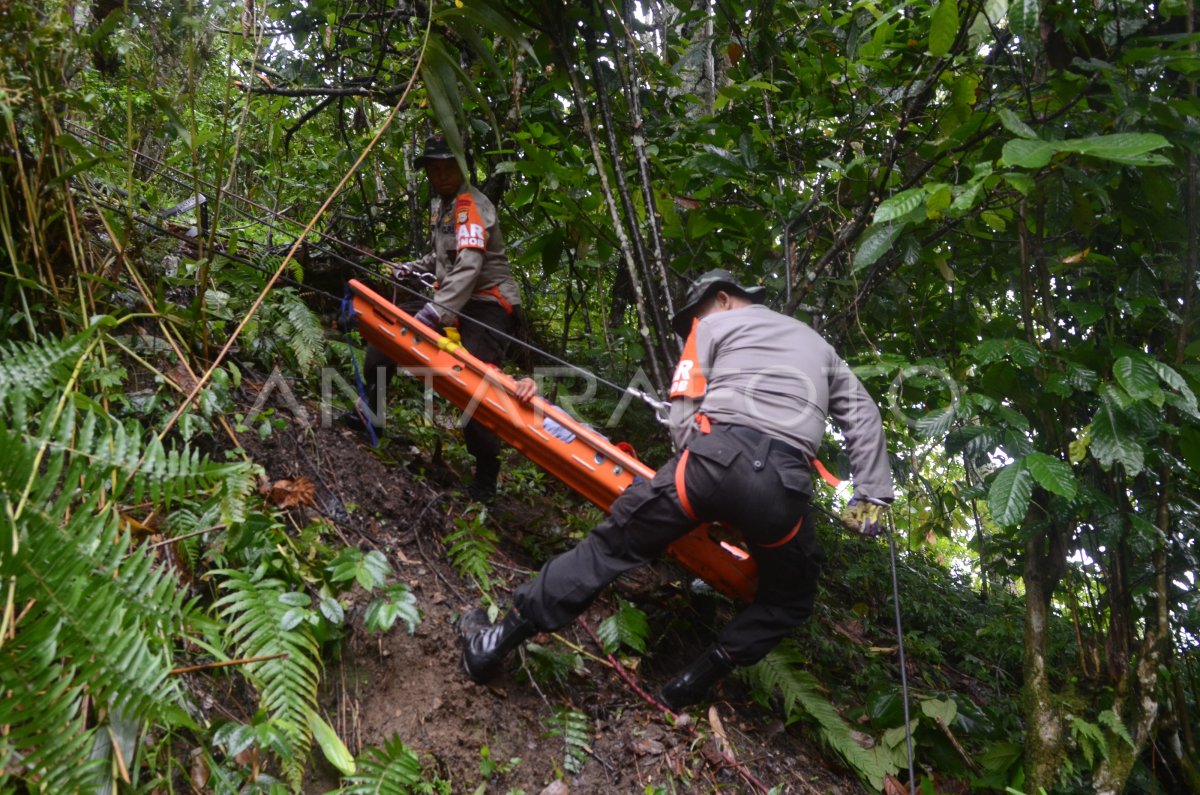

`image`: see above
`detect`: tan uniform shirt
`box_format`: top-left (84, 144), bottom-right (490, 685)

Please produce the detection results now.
top-left (411, 182), bottom-right (520, 324)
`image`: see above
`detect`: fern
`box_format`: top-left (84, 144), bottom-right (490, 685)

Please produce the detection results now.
top-left (543, 707), bottom-right (590, 775)
top-left (213, 568), bottom-right (323, 787)
top-left (276, 287), bottom-right (326, 375)
top-left (0, 398), bottom-right (254, 790)
top-left (596, 599), bottom-right (650, 655)
top-left (523, 642), bottom-right (585, 687)
top-left (743, 641), bottom-right (900, 791)
top-left (340, 735), bottom-right (427, 794)
top-left (0, 333), bottom-right (86, 405)
top-left (444, 512), bottom-right (499, 594)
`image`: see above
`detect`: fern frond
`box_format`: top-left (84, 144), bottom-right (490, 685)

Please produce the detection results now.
top-left (0, 501), bottom-right (189, 788)
top-left (744, 641), bottom-right (898, 791)
top-left (213, 568), bottom-right (322, 786)
top-left (0, 333), bottom-right (86, 406)
top-left (444, 514), bottom-right (498, 594)
top-left (275, 287), bottom-right (326, 375)
top-left (596, 599), bottom-right (649, 655)
top-left (340, 735), bottom-right (426, 794)
top-left (543, 707), bottom-right (590, 775)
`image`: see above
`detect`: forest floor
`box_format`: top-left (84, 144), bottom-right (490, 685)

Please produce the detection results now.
top-left (230, 373), bottom-right (869, 795)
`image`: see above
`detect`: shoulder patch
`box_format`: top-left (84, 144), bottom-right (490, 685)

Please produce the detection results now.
top-left (454, 193), bottom-right (487, 251)
top-left (669, 318), bottom-right (708, 399)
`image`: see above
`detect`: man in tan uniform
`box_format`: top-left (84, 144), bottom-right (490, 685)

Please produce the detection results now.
top-left (346, 133), bottom-right (531, 502)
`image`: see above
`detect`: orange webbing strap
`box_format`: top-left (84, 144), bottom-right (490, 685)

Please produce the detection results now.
top-left (674, 450), bottom-right (698, 521)
top-left (473, 285), bottom-right (514, 314)
top-left (696, 413), bottom-right (712, 434)
top-left (812, 457), bottom-right (842, 488)
top-left (757, 516), bottom-right (803, 549)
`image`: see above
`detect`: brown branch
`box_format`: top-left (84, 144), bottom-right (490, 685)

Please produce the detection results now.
top-left (577, 618), bottom-right (773, 794)
top-left (170, 653), bottom-right (289, 675)
top-left (242, 83), bottom-right (412, 100)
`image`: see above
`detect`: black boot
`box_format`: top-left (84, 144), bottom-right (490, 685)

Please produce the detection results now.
top-left (467, 457), bottom-right (500, 505)
top-left (659, 644), bottom-right (735, 711)
top-left (462, 608), bottom-right (535, 683)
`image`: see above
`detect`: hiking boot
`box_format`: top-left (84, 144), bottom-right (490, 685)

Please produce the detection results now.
top-left (466, 480), bottom-right (496, 505)
top-left (659, 644), bottom-right (735, 712)
top-left (462, 608), bottom-right (535, 683)
top-left (338, 404), bottom-right (382, 439)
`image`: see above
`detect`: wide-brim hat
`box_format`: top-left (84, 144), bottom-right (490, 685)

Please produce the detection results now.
top-left (670, 269), bottom-right (766, 337)
top-left (413, 133), bottom-right (457, 168)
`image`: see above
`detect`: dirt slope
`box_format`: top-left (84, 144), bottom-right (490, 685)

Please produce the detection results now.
top-left (236, 381), bottom-right (868, 795)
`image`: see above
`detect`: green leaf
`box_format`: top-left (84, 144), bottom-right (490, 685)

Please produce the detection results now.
top-left (1009, 0), bottom-right (1040, 37)
top-left (319, 596), bottom-right (345, 625)
top-left (921, 697), bottom-right (958, 725)
top-left (309, 710), bottom-right (356, 776)
top-left (1001, 138), bottom-right (1059, 168)
top-left (987, 462), bottom-right (1034, 527)
top-left (854, 223), bottom-right (906, 270)
top-left (874, 188), bottom-right (926, 223)
top-left (929, 0), bottom-right (959, 56)
top-left (1149, 359), bottom-right (1198, 413)
top-left (915, 407), bottom-right (956, 440)
top-left (597, 600), bottom-right (650, 655)
top-left (1003, 133), bottom-right (1173, 169)
top-left (1024, 452), bottom-right (1078, 499)
top-left (997, 108), bottom-right (1037, 140)
top-left (1091, 399), bottom-right (1145, 474)
top-left (1114, 356), bottom-right (1160, 400)
top-left (359, 550), bottom-right (392, 591)
top-left (1066, 133), bottom-right (1172, 166)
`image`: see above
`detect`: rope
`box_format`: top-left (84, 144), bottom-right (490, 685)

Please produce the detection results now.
top-left (885, 509), bottom-right (917, 794)
top-left (67, 124), bottom-right (671, 422)
top-left (340, 290), bottom-right (380, 447)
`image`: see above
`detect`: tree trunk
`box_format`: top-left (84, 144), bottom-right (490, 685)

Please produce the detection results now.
top-left (553, 37), bottom-right (669, 394)
top-left (1022, 526), bottom-right (1066, 793)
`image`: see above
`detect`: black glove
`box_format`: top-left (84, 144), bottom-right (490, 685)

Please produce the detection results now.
top-left (413, 302), bottom-right (441, 329)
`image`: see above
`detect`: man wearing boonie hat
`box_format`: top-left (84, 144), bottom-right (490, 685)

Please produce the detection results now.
top-left (346, 133), bottom-right (532, 503)
top-left (462, 268), bottom-right (894, 711)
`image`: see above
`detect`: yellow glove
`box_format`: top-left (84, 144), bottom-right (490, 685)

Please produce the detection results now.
top-left (841, 498), bottom-right (887, 538)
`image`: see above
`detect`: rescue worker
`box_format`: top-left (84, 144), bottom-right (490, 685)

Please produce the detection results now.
top-left (344, 133), bottom-right (533, 503)
top-left (461, 269), bottom-right (894, 710)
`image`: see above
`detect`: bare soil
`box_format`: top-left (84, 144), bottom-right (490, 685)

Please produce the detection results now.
top-left (235, 378), bottom-right (868, 795)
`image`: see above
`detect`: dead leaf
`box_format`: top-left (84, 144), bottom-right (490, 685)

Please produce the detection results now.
top-left (189, 751), bottom-right (208, 792)
top-left (538, 782), bottom-right (569, 795)
top-left (883, 774), bottom-right (909, 795)
top-left (631, 737), bottom-right (665, 757)
top-left (265, 477), bottom-right (316, 508)
top-left (707, 705), bottom-right (734, 761)
top-left (167, 364), bottom-right (199, 394)
top-left (848, 729), bottom-right (876, 749)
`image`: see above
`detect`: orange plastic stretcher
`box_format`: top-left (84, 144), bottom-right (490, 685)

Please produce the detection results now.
top-left (348, 279), bottom-right (758, 601)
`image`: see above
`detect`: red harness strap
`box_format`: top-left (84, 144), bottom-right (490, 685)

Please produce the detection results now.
top-left (674, 450), bottom-right (698, 521)
top-left (473, 285), bottom-right (514, 314)
top-left (757, 516), bottom-right (803, 549)
top-left (812, 457), bottom-right (842, 487)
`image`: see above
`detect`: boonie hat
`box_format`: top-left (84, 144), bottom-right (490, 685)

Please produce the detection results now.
top-left (670, 269), bottom-right (766, 337)
top-left (413, 133), bottom-right (457, 168)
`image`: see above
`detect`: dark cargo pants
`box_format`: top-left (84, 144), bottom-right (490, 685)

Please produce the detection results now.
top-left (514, 423), bottom-right (823, 666)
top-left (362, 298), bottom-right (513, 479)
